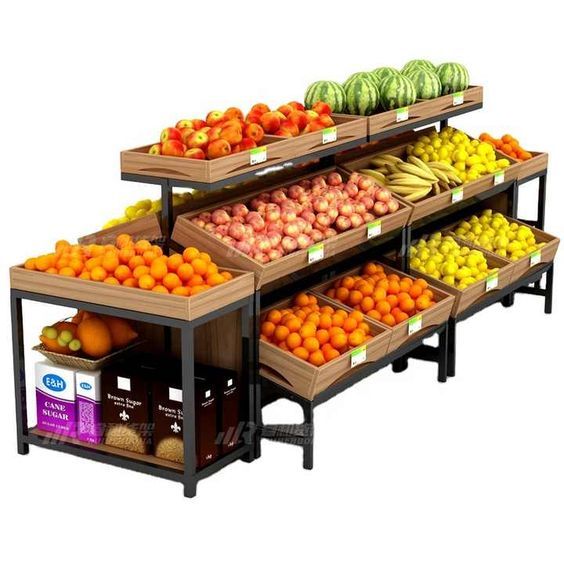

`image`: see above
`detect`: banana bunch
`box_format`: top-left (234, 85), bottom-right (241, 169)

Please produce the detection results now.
top-left (359, 154), bottom-right (462, 202)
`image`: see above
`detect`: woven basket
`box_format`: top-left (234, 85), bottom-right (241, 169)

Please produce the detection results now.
top-left (32, 340), bottom-right (143, 371)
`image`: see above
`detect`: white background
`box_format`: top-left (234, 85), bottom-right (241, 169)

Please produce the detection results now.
top-left (1, 1), bottom-right (563, 562)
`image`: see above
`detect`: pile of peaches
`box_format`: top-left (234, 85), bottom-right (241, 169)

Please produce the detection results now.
top-left (190, 171), bottom-right (400, 264)
top-left (148, 101), bottom-right (336, 161)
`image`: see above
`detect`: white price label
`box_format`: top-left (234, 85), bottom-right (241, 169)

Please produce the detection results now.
top-left (350, 345), bottom-right (367, 368)
top-left (408, 314), bottom-right (423, 335)
top-left (494, 171), bottom-right (505, 185)
top-left (322, 127), bottom-right (337, 144)
top-left (367, 220), bottom-right (382, 239)
top-left (250, 146), bottom-right (267, 165)
top-left (452, 92), bottom-right (464, 106)
top-left (486, 273), bottom-right (499, 291)
top-left (307, 243), bottom-right (324, 264)
top-left (530, 250), bottom-right (541, 266)
top-left (396, 107), bottom-right (409, 122)
top-left (451, 187), bottom-right (464, 203)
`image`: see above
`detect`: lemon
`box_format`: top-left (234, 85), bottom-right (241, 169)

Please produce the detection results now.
top-left (424, 259), bottom-right (437, 274)
top-left (443, 275), bottom-right (456, 286)
top-left (125, 206), bottom-right (138, 219)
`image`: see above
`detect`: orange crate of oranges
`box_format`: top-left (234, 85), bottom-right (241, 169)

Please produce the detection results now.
top-left (312, 261), bottom-right (455, 354)
top-left (10, 233), bottom-right (254, 322)
top-left (259, 292), bottom-right (390, 400)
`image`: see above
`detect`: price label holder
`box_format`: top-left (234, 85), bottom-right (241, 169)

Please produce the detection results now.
top-left (486, 272), bottom-right (499, 292)
top-left (396, 107), bottom-right (409, 123)
top-left (250, 146), bottom-right (267, 165)
top-left (451, 187), bottom-right (464, 204)
top-left (308, 243), bottom-right (324, 264)
top-left (408, 314), bottom-right (422, 336)
top-left (322, 127), bottom-right (337, 145)
top-left (367, 220), bottom-right (382, 239)
top-left (350, 345), bottom-right (367, 368)
top-left (530, 249), bottom-right (541, 267)
top-left (494, 170), bottom-right (505, 186)
top-left (452, 92), bottom-right (464, 106)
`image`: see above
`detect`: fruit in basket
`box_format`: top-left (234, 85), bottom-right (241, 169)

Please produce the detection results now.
top-left (324, 263), bottom-right (436, 327)
top-left (409, 233), bottom-right (499, 289)
top-left (190, 172), bottom-right (400, 263)
top-left (304, 80), bottom-right (346, 113)
top-left (207, 138), bottom-right (231, 159)
top-left (404, 67), bottom-right (442, 100)
top-left (370, 66), bottom-right (400, 85)
top-left (101, 315), bottom-right (139, 348)
top-left (161, 139), bottom-right (186, 157)
top-left (261, 293), bottom-right (372, 365)
top-left (479, 133), bottom-right (533, 161)
top-left (40, 323), bottom-right (79, 354)
top-left (435, 62), bottom-right (469, 94)
top-left (379, 74), bottom-right (417, 110)
top-left (450, 209), bottom-right (545, 261)
top-left (76, 317), bottom-right (112, 358)
top-left (160, 127), bottom-right (183, 143)
top-left (401, 59), bottom-right (436, 74)
top-left (343, 76), bottom-right (379, 115)
top-left (186, 131), bottom-right (209, 150)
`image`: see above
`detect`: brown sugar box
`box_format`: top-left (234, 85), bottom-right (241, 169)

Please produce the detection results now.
top-left (153, 376), bottom-right (184, 464)
top-left (195, 374), bottom-right (218, 468)
top-left (217, 370), bottom-right (241, 455)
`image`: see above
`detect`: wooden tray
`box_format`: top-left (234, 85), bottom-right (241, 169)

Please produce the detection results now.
top-left (444, 215), bottom-right (559, 283)
top-left (366, 86), bottom-right (483, 138)
top-left (310, 261), bottom-right (455, 354)
top-left (340, 125), bottom-right (520, 224)
top-left (172, 167), bottom-right (411, 289)
top-left (259, 295), bottom-right (391, 400)
top-left (78, 213), bottom-right (163, 246)
top-left (510, 151), bottom-right (548, 182)
top-left (408, 235), bottom-right (515, 317)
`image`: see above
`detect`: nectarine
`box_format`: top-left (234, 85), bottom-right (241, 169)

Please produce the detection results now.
top-left (224, 107), bottom-right (244, 120)
top-left (288, 110), bottom-right (309, 131)
top-left (288, 101), bottom-right (306, 111)
top-left (318, 114), bottom-right (335, 127)
top-left (239, 138), bottom-right (257, 151)
top-left (207, 126), bottom-right (223, 142)
top-left (312, 101), bottom-right (332, 115)
top-left (260, 111), bottom-right (283, 134)
top-left (280, 120), bottom-right (300, 137)
top-left (207, 138), bottom-right (231, 159)
top-left (220, 125), bottom-right (243, 145)
top-left (277, 104), bottom-right (294, 117)
top-left (161, 139), bottom-right (186, 156)
top-left (250, 103), bottom-right (270, 115)
top-left (244, 123), bottom-right (264, 143)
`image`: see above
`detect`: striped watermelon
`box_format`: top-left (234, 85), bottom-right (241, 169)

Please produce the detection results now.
top-left (343, 71), bottom-right (379, 90)
top-left (405, 68), bottom-right (441, 99)
top-left (401, 59), bottom-right (435, 74)
top-left (436, 62), bottom-right (469, 95)
top-left (304, 80), bottom-right (346, 113)
top-left (343, 77), bottom-right (379, 115)
top-left (370, 67), bottom-right (400, 85)
top-left (379, 75), bottom-right (417, 110)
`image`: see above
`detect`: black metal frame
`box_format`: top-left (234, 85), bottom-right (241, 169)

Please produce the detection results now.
top-left (11, 288), bottom-right (258, 498)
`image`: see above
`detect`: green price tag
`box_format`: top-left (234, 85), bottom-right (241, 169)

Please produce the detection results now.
top-left (367, 220), bottom-right (382, 239)
top-left (408, 314), bottom-right (422, 335)
top-left (322, 127), bottom-right (337, 144)
top-left (452, 92), bottom-right (464, 106)
top-left (486, 272), bottom-right (499, 291)
top-left (307, 243), bottom-right (324, 264)
top-left (250, 146), bottom-right (267, 165)
top-left (396, 107), bottom-right (409, 123)
top-left (494, 170), bottom-right (505, 185)
top-left (530, 249), bottom-right (541, 266)
top-left (451, 187), bottom-right (464, 203)
top-left (350, 345), bottom-right (367, 368)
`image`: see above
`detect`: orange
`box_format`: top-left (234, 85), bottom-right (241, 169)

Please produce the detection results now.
top-left (342, 317), bottom-right (358, 333)
top-left (46, 267), bottom-right (58, 274)
top-left (89, 244), bottom-right (106, 258)
top-left (163, 272), bottom-right (182, 291)
top-left (167, 254), bottom-right (184, 272)
top-left (316, 329), bottom-right (330, 345)
top-left (308, 295), bottom-right (318, 306)
top-left (330, 332), bottom-right (348, 350)
top-left (266, 309), bottom-right (282, 325)
top-left (414, 278), bottom-right (428, 289)
top-left (381, 313), bottom-right (396, 327)
top-left (151, 245), bottom-right (164, 257)
top-left (274, 325), bottom-right (290, 343)
top-left (388, 279), bottom-right (400, 294)
top-left (303, 336), bottom-right (320, 353)
top-left (128, 255), bottom-right (145, 270)
top-left (133, 265), bottom-right (150, 279)
top-left (177, 263), bottom-right (194, 282)
top-left (340, 276), bottom-right (355, 290)
top-left (373, 287), bottom-right (387, 302)
top-left (286, 332), bottom-right (302, 350)
top-left (76, 317), bottom-right (112, 358)
top-left (399, 278), bottom-right (412, 292)
top-left (261, 321), bottom-right (276, 338)
top-left (294, 292), bottom-right (310, 308)
top-left (292, 347), bottom-right (309, 361)
top-left (348, 290), bottom-right (363, 306)
top-left (367, 309), bottom-right (381, 321)
top-left (348, 330), bottom-right (365, 348)
top-left (331, 314), bottom-right (345, 328)
top-left (183, 246), bottom-right (200, 262)
top-left (358, 321), bottom-right (370, 334)
top-left (58, 266), bottom-right (76, 277)
top-left (376, 300), bottom-right (391, 316)
top-left (56, 257), bottom-right (70, 270)
top-left (191, 258), bottom-right (208, 276)
top-left (152, 284), bottom-right (169, 294)
top-left (55, 239), bottom-right (71, 253)
top-left (143, 250), bottom-right (160, 266)
top-left (134, 239), bottom-right (152, 254)
top-left (207, 273), bottom-right (225, 287)
top-left (102, 252), bottom-right (119, 273)
top-left (299, 322), bottom-right (317, 339)
top-left (415, 295), bottom-right (431, 310)
top-left (114, 265), bottom-right (132, 282)
top-left (118, 247), bottom-right (135, 265)
top-left (394, 310), bottom-right (409, 323)
top-left (199, 252), bottom-right (211, 263)
top-left (322, 344), bottom-right (340, 362)
top-left (190, 285), bottom-right (209, 295)
top-left (79, 271), bottom-right (91, 281)
top-left (386, 294), bottom-right (399, 308)
top-left (90, 266), bottom-right (107, 282)
top-left (399, 296), bottom-right (415, 313)
top-left (360, 296), bottom-right (374, 313)
top-left (122, 277), bottom-right (138, 288)
top-left (171, 286), bottom-right (190, 296)
top-left (24, 258), bottom-right (36, 270)
top-left (376, 278), bottom-right (389, 291)
top-left (409, 284), bottom-right (423, 299)
top-left (325, 288), bottom-right (336, 299)
top-left (335, 287), bottom-right (349, 302)
top-left (103, 277), bottom-right (120, 285)
top-left (278, 342), bottom-right (289, 351)
top-left (285, 317), bottom-right (302, 333)
top-left (116, 233), bottom-right (132, 249)
top-left (308, 350), bottom-right (326, 367)
top-left (422, 288), bottom-right (434, 299)
top-left (358, 282), bottom-right (374, 297)
top-left (36, 255), bottom-right (55, 271)
top-left (221, 271), bottom-right (233, 281)
top-left (138, 274), bottom-right (156, 290)
top-left (306, 312), bottom-right (320, 325)
top-left (187, 274), bottom-right (204, 287)
top-left (350, 310), bottom-right (364, 323)
top-left (319, 313), bottom-right (332, 330)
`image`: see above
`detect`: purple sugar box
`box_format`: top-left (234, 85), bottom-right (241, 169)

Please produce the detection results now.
top-left (75, 369), bottom-right (102, 444)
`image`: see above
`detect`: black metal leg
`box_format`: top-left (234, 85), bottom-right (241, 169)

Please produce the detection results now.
top-left (399, 224), bottom-right (411, 273)
top-left (302, 402), bottom-right (314, 470)
top-left (440, 118), bottom-right (449, 130)
top-left (241, 296), bottom-right (256, 463)
top-left (538, 173), bottom-right (546, 230)
top-left (11, 292), bottom-right (29, 455)
top-left (447, 317), bottom-right (456, 377)
top-left (545, 264), bottom-right (554, 314)
top-left (181, 326), bottom-right (198, 498)
top-left (503, 181), bottom-right (519, 307)
top-left (253, 291), bottom-right (262, 460)
top-left (438, 326), bottom-right (448, 383)
top-left (502, 294), bottom-right (515, 308)
top-left (161, 181), bottom-right (173, 254)
top-left (392, 356), bottom-right (409, 372)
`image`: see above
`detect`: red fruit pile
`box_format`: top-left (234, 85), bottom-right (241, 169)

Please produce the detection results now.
top-left (246, 101), bottom-right (335, 137)
top-left (191, 172), bottom-right (400, 264)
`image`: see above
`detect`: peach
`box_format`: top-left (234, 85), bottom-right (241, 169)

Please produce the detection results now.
top-left (148, 144), bottom-right (161, 155)
top-left (231, 144), bottom-right (242, 153)
top-left (207, 138), bottom-right (231, 159)
top-left (277, 104), bottom-right (294, 117)
top-left (224, 107), bottom-right (244, 120)
top-left (223, 118), bottom-right (244, 130)
top-left (186, 131), bottom-right (209, 150)
top-left (318, 114), bottom-right (335, 127)
top-left (305, 110), bottom-right (319, 122)
top-left (161, 139), bottom-right (186, 157)
top-left (274, 129), bottom-right (293, 138)
top-left (179, 127), bottom-right (195, 144)
top-left (184, 148), bottom-right (206, 160)
top-left (260, 111), bottom-right (284, 134)
top-left (312, 101), bottom-right (332, 115)
top-left (239, 138), bottom-right (257, 151)
top-left (207, 126), bottom-right (223, 142)
top-left (250, 103), bottom-right (270, 115)
top-left (220, 125), bottom-right (243, 145)
top-left (191, 119), bottom-right (207, 130)
top-left (245, 110), bottom-right (263, 124)
top-left (176, 119), bottom-right (194, 129)
top-left (244, 123), bottom-right (265, 143)
top-left (160, 127), bottom-right (182, 143)
top-left (280, 120), bottom-right (300, 137)
top-left (206, 110), bottom-right (224, 126)
top-left (288, 110), bottom-right (309, 131)
top-left (288, 101), bottom-right (305, 111)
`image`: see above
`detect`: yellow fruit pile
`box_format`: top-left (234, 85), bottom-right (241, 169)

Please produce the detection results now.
top-left (451, 209), bottom-right (545, 261)
top-left (410, 233), bottom-right (499, 290)
top-left (407, 127), bottom-right (511, 183)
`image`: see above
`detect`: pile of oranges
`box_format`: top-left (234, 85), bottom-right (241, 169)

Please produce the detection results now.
top-left (260, 293), bottom-right (372, 366)
top-left (324, 263), bottom-right (436, 327)
top-left (479, 133), bottom-right (533, 161)
top-left (23, 234), bottom-right (232, 296)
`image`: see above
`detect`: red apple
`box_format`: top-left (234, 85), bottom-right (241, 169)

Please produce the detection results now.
top-left (228, 222), bottom-right (246, 241)
top-left (235, 240), bottom-right (252, 255)
top-left (325, 228), bottom-right (337, 239)
top-left (206, 110), bottom-right (224, 126)
top-left (357, 176), bottom-right (374, 191)
top-left (375, 187), bottom-right (392, 203)
top-left (301, 210), bottom-right (316, 224)
top-left (176, 119), bottom-right (194, 129)
top-left (327, 172), bottom-right (343, 186)
top-left (373, 202), bottom-right (389, 216)
top-left (252, 251), bottom-right (270, 264)
top-left (187, 131), bottom-right (209, 150)
top-left (335, 216), bottom-right (352, 232)
top-left (281, 236), bottom-right (298, 253)
top-left (283, 221), bottom-right (300, 237)
top-left (211, 209), bottom-right (230, 225)
top-left (350, 213), bottom-right (364, 229)
top-left (246, 212), bottom-right (266, 232)
top-left (255, 234), bottom-right (272, 252)
top-left (200, 211), bottom-right (212, 223)
top-left (312, 196), bottom-right (329, 213)
top-left (338, 201), bottom-right (354, 217)
top-left (148, 144), bottom-right (161, 155)
top-left (231, 203), bottom-right (249, 218)
top-left (215, 224), bottom-right (229, 236)
top-left (184, 148), bottom-right (205, 160)
top-left (296, 234), bottom-right (312, 249)
top-left (387, 198), bottom-right (400, 213)
top-left (204, 222), bottom-right (216, 233)
top-left (192, 218), bottom-right (205, 229)
top-left (348, 171), bottom-right (361, 184)
top-left (344, 181), bottom-right (359, 198)
top-left (280, 209), bottom-right (297, 223)
top-left (268, 249), bottom-right (283, 261)
top-left (310, 229), bottom-right (324, 243)
top-left (160, 127), bottom-right (182, 143)
top-left (363, 212), bottom-right (376, 223)
top-left (327, 207), bottom-right (339, 222)
top-left (161, 140), bottom-right (185, 157)
top-left (268, 232), bottom-right (282, 248)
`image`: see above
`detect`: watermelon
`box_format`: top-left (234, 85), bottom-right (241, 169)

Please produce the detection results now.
top-left (436, 62), bottom-right (469, 95)
top-left (370, 67), bottom-right (400, 85)
top-left (401, 59), bottom-right (435, 74)
top-left (379, 75), bottom-right (417, 110)
top-left (343, 71), bottom-right (379, 90)
top-left (304, 80), bottom-right (346, 113)
top-left (405, 68), bottom-right (441, 100)
top-left (343, 77), bottom-right (379, 115)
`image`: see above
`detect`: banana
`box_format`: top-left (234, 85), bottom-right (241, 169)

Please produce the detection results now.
top-left (396, 162), bottom-right (437, 182)
top-left (426, 161), bottom-right (456, 172)
top-left (370, 154), bottom-right (403, 167)
top-left (386, 184), bottom-right (429, 195)
top-left (358, 169), bottom-right (387, 184)
top-left (385, 163), bottom-right (402, 175)
top-left (432, 182), bottom-right (441, 195)
top-left (403, 187), bottom-right (432, 201)
top-left (385, 175), bottom-right (431, 188)
top-left (438, 180), bottom-right (451, 191)
top-left (427, 167), bottom-right (450, 184)
top-left (407, 155), bottom-right (435, 176)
